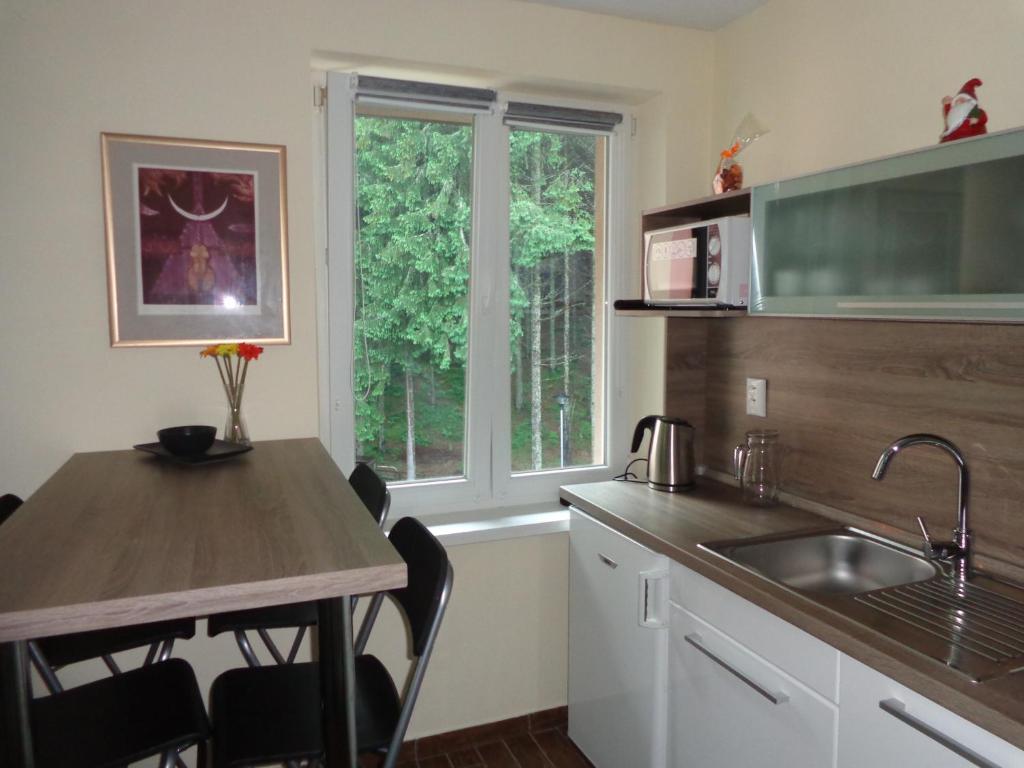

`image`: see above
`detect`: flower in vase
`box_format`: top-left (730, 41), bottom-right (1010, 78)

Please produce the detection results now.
top-left (237, 343), bottom-right (264, 361)
top-left (201, 342), bottom-right (264, 444)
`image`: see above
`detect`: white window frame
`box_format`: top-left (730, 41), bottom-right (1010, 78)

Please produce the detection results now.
top-left (323, 71), bottom-right (631, 517)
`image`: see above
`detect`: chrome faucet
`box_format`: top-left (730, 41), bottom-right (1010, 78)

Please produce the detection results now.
top-left (871, 434), bottom-right (972, 581)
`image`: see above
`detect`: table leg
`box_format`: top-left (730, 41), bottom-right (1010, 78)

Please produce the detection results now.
top-left (318, 597), bottom-right (356, 768)
top-left (0, 640), bottom-right (34, 768)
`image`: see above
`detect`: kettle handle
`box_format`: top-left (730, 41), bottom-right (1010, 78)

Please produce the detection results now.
top-left (631, 415), bottom-right (659, 454)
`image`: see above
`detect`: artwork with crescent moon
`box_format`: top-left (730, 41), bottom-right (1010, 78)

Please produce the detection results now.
top-left (102, 133), bottom-right (290, 347)
top-left (136, 166), bottom-right (257, 310)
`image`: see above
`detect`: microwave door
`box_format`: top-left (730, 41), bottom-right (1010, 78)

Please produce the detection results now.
top-left (646, 229), bottom-right (703, 303)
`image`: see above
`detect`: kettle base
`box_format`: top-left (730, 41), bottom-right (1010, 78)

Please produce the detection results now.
top-left (648, 480), bottom-right (695, 493)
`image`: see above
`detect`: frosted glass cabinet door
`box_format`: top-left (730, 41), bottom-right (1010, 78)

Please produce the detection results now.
top-left (750, 127), bottom-right (1024, 321)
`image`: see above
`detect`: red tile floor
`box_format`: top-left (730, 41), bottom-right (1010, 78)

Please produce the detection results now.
top-left (399, 729), bottom-right (592, 767)
top-left (359, 707), bottom-right (595, 768)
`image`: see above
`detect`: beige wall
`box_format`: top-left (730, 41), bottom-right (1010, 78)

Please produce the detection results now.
top-left (0, 0), bottom-right (709, 742)
top-left (713, 0), bottom-right (1024, 183)
top-left (0, 0), bottom-right (708, 498)
top-left (362, 534), bottom-right (571, 737)
top-left (695, 1), bottom-right (1024, 568)
top-left (11, 0), bottom-right (1023, 746)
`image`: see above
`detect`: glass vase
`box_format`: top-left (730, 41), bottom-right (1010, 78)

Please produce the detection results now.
top-left (224, 404), bottom-right (250, 445)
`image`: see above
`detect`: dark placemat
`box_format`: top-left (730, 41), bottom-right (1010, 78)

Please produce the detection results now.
top-left (133, 439), bottom-right (253, 465)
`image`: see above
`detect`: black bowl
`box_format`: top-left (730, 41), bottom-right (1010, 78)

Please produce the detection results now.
top-left (157, 425), bottom-right (217, 457)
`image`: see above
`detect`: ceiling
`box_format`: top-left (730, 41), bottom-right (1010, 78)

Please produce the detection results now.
top-left (515, 0), bottom-right (770, 30)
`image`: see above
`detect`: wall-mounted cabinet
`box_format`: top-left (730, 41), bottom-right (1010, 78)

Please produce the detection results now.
top-left (751, 127), bottom-right (1024, 322)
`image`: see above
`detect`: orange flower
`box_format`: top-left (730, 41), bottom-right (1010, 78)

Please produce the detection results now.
top-left (237, 343), bottom-right (264, 361)
top-left (200, 345), bottom-right (219, 358)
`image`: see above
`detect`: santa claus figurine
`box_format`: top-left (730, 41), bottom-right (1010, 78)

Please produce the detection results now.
top-left (940, 78), bottom-right (988, 143)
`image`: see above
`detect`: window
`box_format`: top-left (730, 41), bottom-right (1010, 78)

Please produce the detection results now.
top-left (353, 108), bottom-right (474, 482)
top-left (325, 73), bottom-right (628, 514)
top-left (508, 126), bottom-right (606, 474)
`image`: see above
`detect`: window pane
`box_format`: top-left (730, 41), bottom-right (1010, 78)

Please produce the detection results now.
top-left (353, 109), bottom-right (473, 484)
top-left (509, 129), bottom-right (606, 473)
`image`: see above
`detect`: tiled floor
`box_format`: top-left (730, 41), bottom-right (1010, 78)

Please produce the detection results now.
top-left (358, 726), bottom-right (594, 768)
top-left (357, 706), bottom-right (594, 768)
top-left (396, 728), bottom-right (593, 767)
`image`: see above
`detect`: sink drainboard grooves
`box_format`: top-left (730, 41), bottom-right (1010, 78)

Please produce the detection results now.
top-left (855, 579), bottom-right (1024, 672)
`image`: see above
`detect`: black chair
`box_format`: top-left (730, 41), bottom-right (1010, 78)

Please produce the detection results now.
top-left (0, 493), bottom-right (22, 523)
top-left (0, 494), bottom-right (197, 696)
top-left (207, 462), bottom-right (391, 666)
top-left (30, 658), bottom-right (210, 768)
top-left (209, 516), bottom-right (454, 768)
top-left (28, 620), bottom-right (198, 694)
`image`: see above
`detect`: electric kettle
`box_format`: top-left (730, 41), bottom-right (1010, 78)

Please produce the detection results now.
top-left (630, 415), bottom-right (695, 492)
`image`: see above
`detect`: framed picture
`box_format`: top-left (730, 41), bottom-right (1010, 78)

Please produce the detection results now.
top-left (101, 133), bottom-right (290, 347)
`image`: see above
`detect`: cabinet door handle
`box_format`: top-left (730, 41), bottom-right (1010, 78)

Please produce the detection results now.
top-left (684, 633), bottom-right (788, 705)
top-left (638, 568), bottom-right (669, 628)
top-left (597, 553), bottom-right (618, 569)
top-left (879, 699), bottom-right (1001, 768)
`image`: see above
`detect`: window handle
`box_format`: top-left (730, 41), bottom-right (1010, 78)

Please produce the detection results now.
top-left (879, 699), bottom-right (1002, 768)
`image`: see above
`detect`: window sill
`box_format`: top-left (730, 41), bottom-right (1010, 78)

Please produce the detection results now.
top-left (401, 503), bottom-right (570, 546)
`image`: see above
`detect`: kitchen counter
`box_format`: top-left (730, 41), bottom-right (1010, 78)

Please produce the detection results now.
top-left (560, 478), bottom-right (1024, 751)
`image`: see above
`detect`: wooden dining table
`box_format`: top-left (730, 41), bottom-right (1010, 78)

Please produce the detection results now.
top-left (0, 437), bottom-right (407, 768)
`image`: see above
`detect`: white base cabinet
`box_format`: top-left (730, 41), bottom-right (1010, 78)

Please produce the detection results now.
top-left (670, 603), bottom-right (838, 767)
top-left (669, 561), bottom-right (838, 768)
top-left (838, 655), bottom-right (1024, 768)
top-left (566, 510), bottom-right (1024, 768)
top-left (568, 509), bottom-right (669, 768)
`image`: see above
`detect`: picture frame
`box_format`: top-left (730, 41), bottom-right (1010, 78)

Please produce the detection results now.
top-left (101, 133), bottom-right (290, 347)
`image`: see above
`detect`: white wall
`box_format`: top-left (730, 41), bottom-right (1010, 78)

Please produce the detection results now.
top-left (712, 0), bottom-right (1024, 183)
top-left (359, 534), bottom-right (572, 736)
top-left (0, 0), bottom-right (709, 499)
top-left (185, 534), bottom-right (572, 740)
top-left (8, 0), bottom-right (1024, 747)
top-left (1, 0), bottom-right (710, 741)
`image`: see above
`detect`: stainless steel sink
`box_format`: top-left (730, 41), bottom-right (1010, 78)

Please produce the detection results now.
top-left (702, 527), bottom-right (1024, 682)
top-left (705, 528), bottom-right (940, 596)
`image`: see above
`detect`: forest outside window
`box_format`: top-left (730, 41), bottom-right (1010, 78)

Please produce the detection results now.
top-left (353, 107), bottom-right (474, 482)
top-left (508, 127), bottom-right (605, 473)
top-left (325, 73), bottom-right (627, 513)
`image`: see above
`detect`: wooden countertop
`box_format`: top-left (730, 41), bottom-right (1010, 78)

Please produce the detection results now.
top-left (0, 438), bottom-right (406, 642)
top-left (561, 478), bottom-right (1024, 751)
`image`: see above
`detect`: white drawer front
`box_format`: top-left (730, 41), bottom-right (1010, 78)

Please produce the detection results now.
top-left (670, 561), bottom-right (839, 701)
top-left (670, 604), bottom-right (838, 768)
top-left (838, 655), bottom-right (1024, 768)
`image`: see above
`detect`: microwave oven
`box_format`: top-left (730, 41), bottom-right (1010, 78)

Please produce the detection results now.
top-left (642, 215), bottom-right (752, 307)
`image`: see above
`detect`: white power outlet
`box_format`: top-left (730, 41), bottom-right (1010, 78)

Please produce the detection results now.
top-left (746, 378), bottom-right (767, 417)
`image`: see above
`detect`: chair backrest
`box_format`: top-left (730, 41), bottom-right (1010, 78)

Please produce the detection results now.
top-left (350, 517), bottom-right (452, 767)
top-left (0, 494), bottom-right (24, 526)
top-left (349, 463), bottom-right (390, 528)
top-left (387, 517), bottom-right (452, 658)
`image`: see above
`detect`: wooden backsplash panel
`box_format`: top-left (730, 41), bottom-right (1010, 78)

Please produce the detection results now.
top-left (664, 317), bottom-right (709, 464)
top-left (666, 316), bottom-right (1024, 569)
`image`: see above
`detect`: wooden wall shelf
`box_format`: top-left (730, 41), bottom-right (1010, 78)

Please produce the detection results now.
top-left (641, 188), bottom-right (751, 235)
top-left (613, 300), bottom-right (747, 318)
top-left (619, 188), bottom-right (753, 317)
